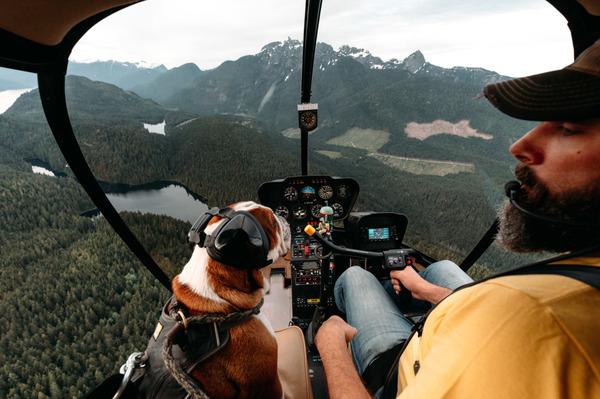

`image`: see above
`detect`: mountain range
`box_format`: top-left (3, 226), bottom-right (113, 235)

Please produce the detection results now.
top-left (0, 60), bottom-right (170, 91)
top-left (0, 38), bottom-right (508, 90)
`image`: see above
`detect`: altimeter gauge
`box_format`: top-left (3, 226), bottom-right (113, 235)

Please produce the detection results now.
top-left (311, 204), bottom-right (323, 218)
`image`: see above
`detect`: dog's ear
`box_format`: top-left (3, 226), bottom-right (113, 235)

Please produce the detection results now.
top-left (190, 207), bottom-right (271, 269)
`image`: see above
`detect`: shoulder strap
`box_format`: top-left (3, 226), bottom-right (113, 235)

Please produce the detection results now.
top-left (495, 263), bottom-right (600, 291)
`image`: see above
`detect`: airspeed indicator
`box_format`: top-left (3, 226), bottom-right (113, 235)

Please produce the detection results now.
top-left (283, 187), bottom-right (298, 201)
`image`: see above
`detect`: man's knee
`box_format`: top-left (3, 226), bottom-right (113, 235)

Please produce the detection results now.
top-left (421, 260), bottom-right (473, 289)
top-left (341, 265), bottom-right (370, 280)
top-left (335, 266), bottom-right (376, 311)
top-left (428, 260), bottom-right (460, 273)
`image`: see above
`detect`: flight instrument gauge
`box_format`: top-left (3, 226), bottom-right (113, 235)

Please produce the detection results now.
top-left (274, 205), bottom-right (289, 219)
top-left (318, 185), bottom-right (333, 200)
top-left (301, 186), bottom-right (316, 200)
top-left (331, 203), bottom-right (344, 218)
top-left (283, 187), bottom-right (298, 202)
top-left (298, 103), bottom-right (318, 131)
top-left (299, 111), bottom-right (317, 130)
top-left (337, 184), bottom-right (351, 199)
top-left (311, 204), bottom-right (323, 218)
top-left (292, 205), bottom-right (307, 220)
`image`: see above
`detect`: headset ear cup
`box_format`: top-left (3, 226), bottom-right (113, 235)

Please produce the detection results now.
top-left (206, 212), bottom-right (271, 269)
top-left (188, 207), bottom-right (221, 244)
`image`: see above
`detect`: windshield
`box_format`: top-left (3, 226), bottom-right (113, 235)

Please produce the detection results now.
top-left (0, 0), bottom-right (572, 396)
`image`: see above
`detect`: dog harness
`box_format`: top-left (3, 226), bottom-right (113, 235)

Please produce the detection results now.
top-left (127, 296), bottom-right (264, 398)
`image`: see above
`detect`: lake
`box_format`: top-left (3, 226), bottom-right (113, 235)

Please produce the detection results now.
top-left (101, 181), bottom-right (209, 224)
top-left (26, 157), bottom-right (208, 224)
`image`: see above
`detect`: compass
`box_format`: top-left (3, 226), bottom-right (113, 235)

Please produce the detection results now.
top-left (299, 110), bottom-right (318, 130)
top-left (298, 103), bottom-right (318, 131)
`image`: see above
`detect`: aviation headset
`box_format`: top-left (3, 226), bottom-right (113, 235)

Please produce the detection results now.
top-left (188, 207), bottom-right (273, 269)
top-left (505, 181), bottom-right (600, 228)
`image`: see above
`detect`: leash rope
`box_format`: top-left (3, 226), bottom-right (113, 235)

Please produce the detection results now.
top-left (162, 299), bottom-right (264, 399)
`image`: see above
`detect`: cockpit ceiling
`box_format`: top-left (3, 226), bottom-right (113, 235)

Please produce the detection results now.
top-left (578, 0), bottom-right (600, 15)
top-left (0, 0), bottom-right (140, 45)
top-left (0, 0), bottom-right (598, 47)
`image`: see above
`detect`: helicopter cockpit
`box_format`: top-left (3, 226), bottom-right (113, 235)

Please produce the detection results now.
top-left (1, 0), bottom-right (600, 397)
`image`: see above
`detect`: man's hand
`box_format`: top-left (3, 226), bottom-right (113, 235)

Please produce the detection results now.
top-left (390, 266), bottom-right (451, 304)
top-left (315, 315), bottom-right (357, 349)
top-left (315, 316), bottom-right (371, 399)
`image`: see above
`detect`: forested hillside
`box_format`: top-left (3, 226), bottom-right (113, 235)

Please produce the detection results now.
top-left (158, 39), bottom-right (537, 176)
top-left (0, 166), bottom-right (192, 398)
top-left (1, 77), bottom-right (305, 203)
top-left (0, 75), bottom-right (532, 269)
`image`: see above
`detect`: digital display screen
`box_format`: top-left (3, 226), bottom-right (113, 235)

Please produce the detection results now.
top-left (368, 227), bottom-right (390, 241)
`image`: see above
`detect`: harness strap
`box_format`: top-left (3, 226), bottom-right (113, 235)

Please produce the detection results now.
top-left (361, 340), bottom-right (405, 394)
top-left (162, 338), bottom-right (211, 399)
top-left (166, 298), bottom-right (264, 372)
top-left (481, 263), bottom-right (600, 290)
top-left (158, 298), bottom-right (265, 398)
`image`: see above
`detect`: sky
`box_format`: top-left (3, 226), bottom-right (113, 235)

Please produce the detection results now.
top-left (70, 0), bottom-right (574, 78)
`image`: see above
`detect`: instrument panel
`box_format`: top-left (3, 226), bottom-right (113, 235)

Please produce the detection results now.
top-left (258, 175), bottom-right (359, 234)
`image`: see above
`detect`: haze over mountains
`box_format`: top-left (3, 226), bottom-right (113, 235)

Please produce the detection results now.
top-left (1, 38), bottom-right (508, 95)
top-left (2, 37), bottom-right (524, 156)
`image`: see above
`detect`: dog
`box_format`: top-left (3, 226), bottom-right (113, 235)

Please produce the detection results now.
top-left (170, 201), bottom-right (290, 398)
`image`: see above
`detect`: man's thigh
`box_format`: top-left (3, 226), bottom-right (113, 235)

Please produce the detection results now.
top-left (334, 266), bottom-right (413, 375)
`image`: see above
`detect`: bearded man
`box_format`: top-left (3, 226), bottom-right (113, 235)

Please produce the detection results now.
top-left (315, 40), bottom-right (600, 399)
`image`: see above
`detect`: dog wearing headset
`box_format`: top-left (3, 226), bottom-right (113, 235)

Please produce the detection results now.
top-left (169, 201), bottom-right (290, 398)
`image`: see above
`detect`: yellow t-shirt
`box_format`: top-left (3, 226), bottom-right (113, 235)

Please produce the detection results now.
top-left (397, 257), bottom-right (600, 398)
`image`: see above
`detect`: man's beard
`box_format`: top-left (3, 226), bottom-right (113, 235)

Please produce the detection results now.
top-left (497, 164), bottom-right (600, 253)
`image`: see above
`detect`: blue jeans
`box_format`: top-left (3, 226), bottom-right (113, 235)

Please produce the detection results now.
top-left (334, 261), bottom-right (473, 382)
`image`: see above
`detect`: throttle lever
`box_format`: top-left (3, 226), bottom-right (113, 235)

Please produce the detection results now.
top-left (305, 305), bottom-right (329, 351)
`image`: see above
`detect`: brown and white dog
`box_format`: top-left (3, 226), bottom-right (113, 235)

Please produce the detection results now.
top-left (171, 201), bottom-right (290, 398)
